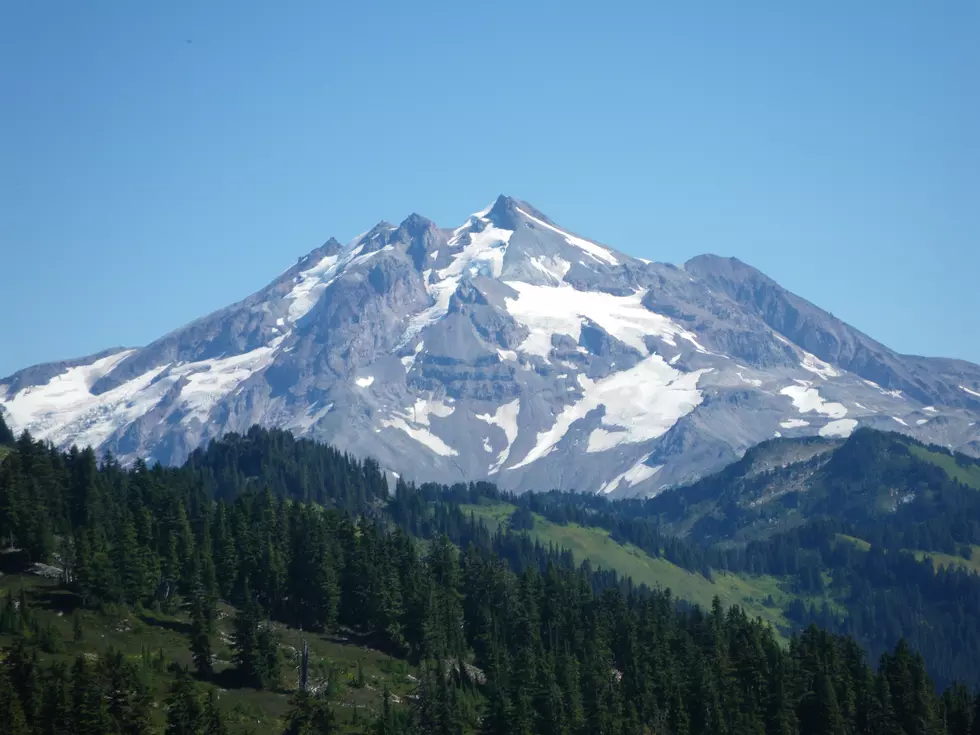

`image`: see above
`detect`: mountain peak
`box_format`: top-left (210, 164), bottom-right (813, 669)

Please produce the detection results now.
top-left (480, 195), bottom-right (559, 235)
top-left (400, 212), bottom-right (435, 231)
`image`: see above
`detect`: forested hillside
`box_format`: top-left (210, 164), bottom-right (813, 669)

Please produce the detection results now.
top-left (485, 429), bottom-right (980, 688)
top-left (2, 424), bottom-right (980, 734)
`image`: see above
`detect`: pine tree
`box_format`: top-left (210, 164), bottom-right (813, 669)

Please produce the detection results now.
top-left (191, 592), bottom-right (214, 678)
top-left (233, 586), bottom-right (280, 689)
top-left (0, 412), bottom-right (15, 445)
top-left (233, 587), bottom-right (264, 688)
top-left (766, 658), bottom-right (798, 735)
top-left (0, 664), bottom-right (29, 735)
top-left (7, 638), bottom-right (41, 727)
top-left (212, 502), bottom-right (238, 599)
top-left (202, 690), bottom-right (229, 735)
top-left (166, 668), bottom-right (204, 735)
top-left (72, 609), bottom-right (85, 642)
top-left (373, 686), bottom-right (403, 735)
top-left (38, 661), bottom-right (72, 735)
top-left (282, 690), bottom-right (339, 734)
top-left (414, 658), bottom-right (464, 735)
top-left (113, 510), bottom-right (149, 605)
top-left (71, 655), bottom-right (109, 735)
top-left (800, 673), bottom-right (845, 735)
top-left (259, 619), bottom-right (282, 690)
top-left (100, 648), bottom-right (153, 734)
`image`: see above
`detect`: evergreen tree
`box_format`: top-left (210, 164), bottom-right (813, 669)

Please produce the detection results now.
top-left (7, 638), bottom-right (41, 727)
top-left (414, 658), bottom-right (464, 735)
top-left (0, 413), bottom-right (14, 445)
top-left (191, 593), bottom-right (214, 678)
top-left (166, 668), bottom-right (204, 735)
top-left (282, 690), bottom-right (339, 734)
top-left (0, 664), bottom-right (29, 735)
top-left (233, 586), bottom-right (280, 689)
top-left (38, 661), bottom-right (72, 735)
top-left (374, 685), bottom-right (405, 735)
top-left (202, 690), bottom-right (229, 735)
top-left (71, 655), bottom-right (109, 735)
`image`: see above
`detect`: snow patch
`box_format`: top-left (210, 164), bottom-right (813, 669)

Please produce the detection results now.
top-left (800, 351), bottom-right (842, 380)
top-left (355, 376), bottom-right (375, 388)
top-left (598, 460), bottom-right (662, 495)
top-left (819, 418), bottom-right (858, 438)
top-left (892, 416), bottom-right (909, 427)
top-left (380, 417), bottom-right (456, 456)
top-left (497, 349), bottom-right (518, 362)
top-left (386, 397), bottom-right (456, 429)
top-left (1, 350), bottom-right (144, 447)
top-left (737, 372), bottom-right (763, 388)
top-left (511, 356), bottom-right (708, 469)
top-left (861, 379), bottom-right (904, 399)
top-left (2, 337), bottom-right (286, 448)
top-left (401, 342), bottom-right (425, 371)
top-left (923, 406), bottom-right (938, 413)
top-left (669, 354), bottom-right (681, 365)
top-left (780, 419), bottom-right (810, 429)
top-left (528, 255), bottom-right (572, 284)
top-left (779, 384), bottom-right (848, 419)
top-left (516, 207), bottom-right (619, 265)
top-left (482, 437), bottom-right (492, 452)
top-left (916, 419), bottom-right (928, 426)
top-left (960, 385), bottom-right (980, 399)
top-left (472, 201), bottom-right (495, 219)
top-left (475, 399), bottom-right (521, 474)
top-left (380, 397), bottom-right (457, 457)
top-left (503, 282), bottom-right (706, 360)
top-left (285, 253), bottom-right (341, 322)
top-left (178, 338), bottom-right (284, 425)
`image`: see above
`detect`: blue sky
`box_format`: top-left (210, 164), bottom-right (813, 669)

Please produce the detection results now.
top-left (1, 1), bottom-right (977, 377)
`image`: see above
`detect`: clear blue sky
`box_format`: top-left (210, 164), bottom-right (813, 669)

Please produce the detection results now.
top-left (1, 1), bottom-right (977, 377)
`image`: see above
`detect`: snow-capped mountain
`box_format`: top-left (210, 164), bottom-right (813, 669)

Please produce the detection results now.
top-left (3, 195), bottom-right (980, 496)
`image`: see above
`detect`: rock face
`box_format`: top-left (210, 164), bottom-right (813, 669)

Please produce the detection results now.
top-left (3, 195), bottom-right (980, 496)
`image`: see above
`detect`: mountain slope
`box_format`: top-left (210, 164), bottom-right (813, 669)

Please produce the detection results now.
top-left (3, 196), bottom-right (980, 495)
top-left (639, 428), bottom-right (980, 546)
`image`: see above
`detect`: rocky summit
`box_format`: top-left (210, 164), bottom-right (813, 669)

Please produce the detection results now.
top-left (3, 195), bottom-right (979, 496)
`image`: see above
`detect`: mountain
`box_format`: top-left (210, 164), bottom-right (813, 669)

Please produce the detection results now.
top-left (588, 426), bottom-right (980, 548)
top-left (3, 195), bottom-right (980, 496)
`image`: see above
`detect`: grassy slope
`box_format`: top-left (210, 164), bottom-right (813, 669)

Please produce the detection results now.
top-left (912, 545), bottom-right (980, 575)
top-left (0, 446), bottom-right (10, 463)
top-left (462, 502), bottom-right (796, 633)
top-left (908, 445), bottom-right (980, 490)
top-left (838, 531), bottom-right (980, 577)
top-left (836, 533), bottom-right (872, 552)
top-left (0, 574), bottom-right (416, 734)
